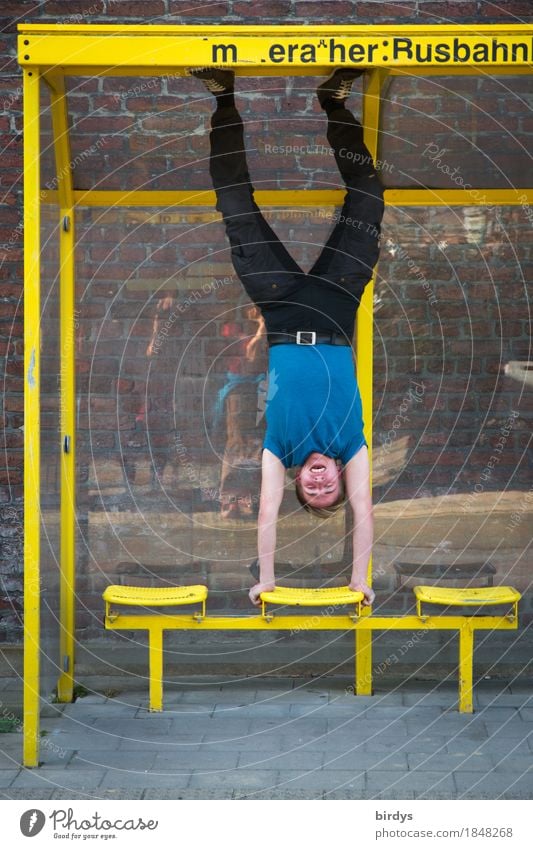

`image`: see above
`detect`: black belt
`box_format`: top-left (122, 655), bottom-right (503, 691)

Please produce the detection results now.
top-left (267, 330), bottom-right (351, 347)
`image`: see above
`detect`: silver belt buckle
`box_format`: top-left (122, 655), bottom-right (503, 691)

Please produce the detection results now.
top-left (296, 330), bottom-right (316, 345)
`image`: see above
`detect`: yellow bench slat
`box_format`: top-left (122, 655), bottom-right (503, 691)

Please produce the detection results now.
top-left (259, 586), bottom-right (364, 606)
top-left (103, 585), bottom-right (208, 606)
top-left (413, 586), bottom-right (521, 606)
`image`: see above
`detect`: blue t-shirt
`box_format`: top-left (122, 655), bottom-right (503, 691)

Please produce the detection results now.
top-left (263, 344), bottom-right (367, 469)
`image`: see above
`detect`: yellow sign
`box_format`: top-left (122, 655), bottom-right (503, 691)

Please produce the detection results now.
top-left (18, 27), bottom-right (533, 69)
top-left (207, 35), bottom-right (533, 67)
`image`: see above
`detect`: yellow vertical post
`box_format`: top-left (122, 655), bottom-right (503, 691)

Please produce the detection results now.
top-left (458, 621), bottom-right (474, 713)
top-left (47, 74), bottom-right (76, 703)
top-left (354, 69), bottom-right (388, 696)
top-left (23, 68), bottom-right (41, 768)
top-left (149, 627), bottom-right (164, 712)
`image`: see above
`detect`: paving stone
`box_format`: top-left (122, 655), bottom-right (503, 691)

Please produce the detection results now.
top-left (153, 750), bottom-right (240, 770)
top-left (144, 788), bottom-right (234, 799)
top-left (0, 769), bottom-right (19, 787)
top-left (0, 750), bottom-right (23, 769)
top-left (46, 732), bottom-right (123, 750)
top-left (484, 721), bottom-right (533, 739)
top-left (478, 693), bottom-right (531, 707)
top-left (200, 734), bottom-right (285, 750)
top-left (170, 718), bottom-right (252, 735)
top-left (338, 789), bottom-right (417, 800)
top-left (255, 689), bottom-right (328, 704)
top-left (91, 718), bottom-right (174, 735)
top-left (61, 703), bottom-right (141, 719)
top-left (328, 718), bottom-right (409, 737)
top-left (446, 737), bottom-right (526, 756)
top-left (489, 754), bottom-right (533, 773)
top-left (371, 705), bottom-right (443, 720)
top-left (323, 751), bottom-right (408, 771)
top-left (476, 707), bottom-right (520, 721)
top-left (248, 718), bottom-right (328, 735)
top-left (277, 769), bottom-right (366, 793)
top-left (365, 737), bottom-right (448, 755)
top-left (139, 704), bottom-right (214, 717)
top-left (11, 768), bottom-right (106, 790)
top-left (403, 691), bottom-right (464, 707)
top-left (179, 690), bottom-right (256, 705)
top-left (518, 708), bottom-right (533, 721)
top-left (1, 788), bottom-right (55, 799)
top-left (408, 752), bottom-right (493, 772)
top-left (118, 734), bottom-right (204, 751)
top-left (212, 703), bottom-right (293, 719)
top-left (366, 770), bottom-right (457, 797)
top-left (51, 789), bottom-right (145, 800)
top-left (288, 700), bottom-right (355, 716)
top-left (69, 751), bottom-right (158, 771)
top-left (407, 719), bottom-right (488, 739)
top-left (187, 769), bottom-right (280, 791)
top-left (36, 748), bottom-right (74, 767)
top-left (237, 750), bottom-right (324, 770)
top-left (454, 771), bottom-right (533, 798)
top-left (509, 681), bottom-right (533, 694)
top-left (243, 788), bottom-right (326, 800)
top-left (99, 770), bottom-right (191, 789)
top-left (329, 693), bottom-right (404, 707)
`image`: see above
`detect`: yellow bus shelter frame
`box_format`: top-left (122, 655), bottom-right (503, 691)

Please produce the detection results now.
top-left (20, 23), bottom-right (532, 766)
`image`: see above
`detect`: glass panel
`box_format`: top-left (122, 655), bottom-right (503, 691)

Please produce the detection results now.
top-left (378, 74), bottom-right (533, 189)
top-left (65, 74), bottom-right (533, 194)
top-left (75, 204), bottom-right (348, 629)
top-left (373, 202), bottom-right (531, 595)
top-left (40, 85), bottom-right (61, 702)
top-left (74, 197), bottom-right (531, 633)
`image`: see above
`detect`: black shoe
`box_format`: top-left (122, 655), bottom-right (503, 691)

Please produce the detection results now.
top-left (316, 68), bottom-right (365, 108)
top-left (189, 66), bottom-right (235, 95)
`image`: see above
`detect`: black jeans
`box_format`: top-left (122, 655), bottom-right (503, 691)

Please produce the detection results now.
top-left (209, 103), bottom-right (384, 340)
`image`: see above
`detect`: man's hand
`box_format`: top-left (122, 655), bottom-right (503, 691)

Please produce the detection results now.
top-left (349, 580), bottom-right (375, 607)
top-left (249, 581), bottom-right (275, 607)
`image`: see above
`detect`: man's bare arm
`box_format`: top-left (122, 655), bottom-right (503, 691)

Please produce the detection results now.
top-left (249, 448), bottom-right (285, 606)
top-left (344, 446), bottom-right (375, 607)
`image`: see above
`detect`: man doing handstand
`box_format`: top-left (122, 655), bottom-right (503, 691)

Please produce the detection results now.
top-left (191, 68), bottom-right (384, 608)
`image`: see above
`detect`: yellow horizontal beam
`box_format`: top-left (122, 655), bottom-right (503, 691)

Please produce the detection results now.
top-left (20, 65), bottom-right (533, 79)
top-left (38, 188), bottom-right (533, 209)
top-left (18, 24), bottom-right (533, 33)
top-left (105, 613), bottom-right (518, 632)
top-left (18, 25), bottom-right (533, 70)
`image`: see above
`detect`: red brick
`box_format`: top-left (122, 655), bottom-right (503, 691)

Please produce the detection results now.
top-left (418, 2), bottom-right (478, 19)
top-left (234, 2), bottom-right (293, 18)
top-left (479, 0), bottom-right (533, 16)
top-left (73, 115), bottom-right (134, 134)
top-left (41, 0), bottom-right (105, 14)
top-left (354, 1), bottom-right (416, 17)
top-left (106, 0), bottom-right (165, 15)
top-left (294, 1), bottom-right (353, 17)
top-left (168, 0), bottom-right (229, 15)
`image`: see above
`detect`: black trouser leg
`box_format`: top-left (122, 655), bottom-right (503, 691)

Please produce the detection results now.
top-left (209, 103), bottom-right (304, 313)
top-left (308, 106), bottom-right (384, 306)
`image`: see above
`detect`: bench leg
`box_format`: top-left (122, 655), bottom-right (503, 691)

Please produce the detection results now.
top-left (148, 626), bottom-right (164, 712)
top-left (458, 621), bottom-right (474, 713)
top-left (355, 628), bottom-right (372, 696)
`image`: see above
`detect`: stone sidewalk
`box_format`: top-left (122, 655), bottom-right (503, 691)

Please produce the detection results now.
top-left (1, 675), bottom-right (532, 800)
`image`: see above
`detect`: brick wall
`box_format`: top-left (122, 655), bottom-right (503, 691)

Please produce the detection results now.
top-left (1, 1), bottom-right (532, 643)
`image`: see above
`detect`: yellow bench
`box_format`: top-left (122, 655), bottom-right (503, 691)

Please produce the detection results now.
top-left (103, 583), bottom-right (520, 713)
